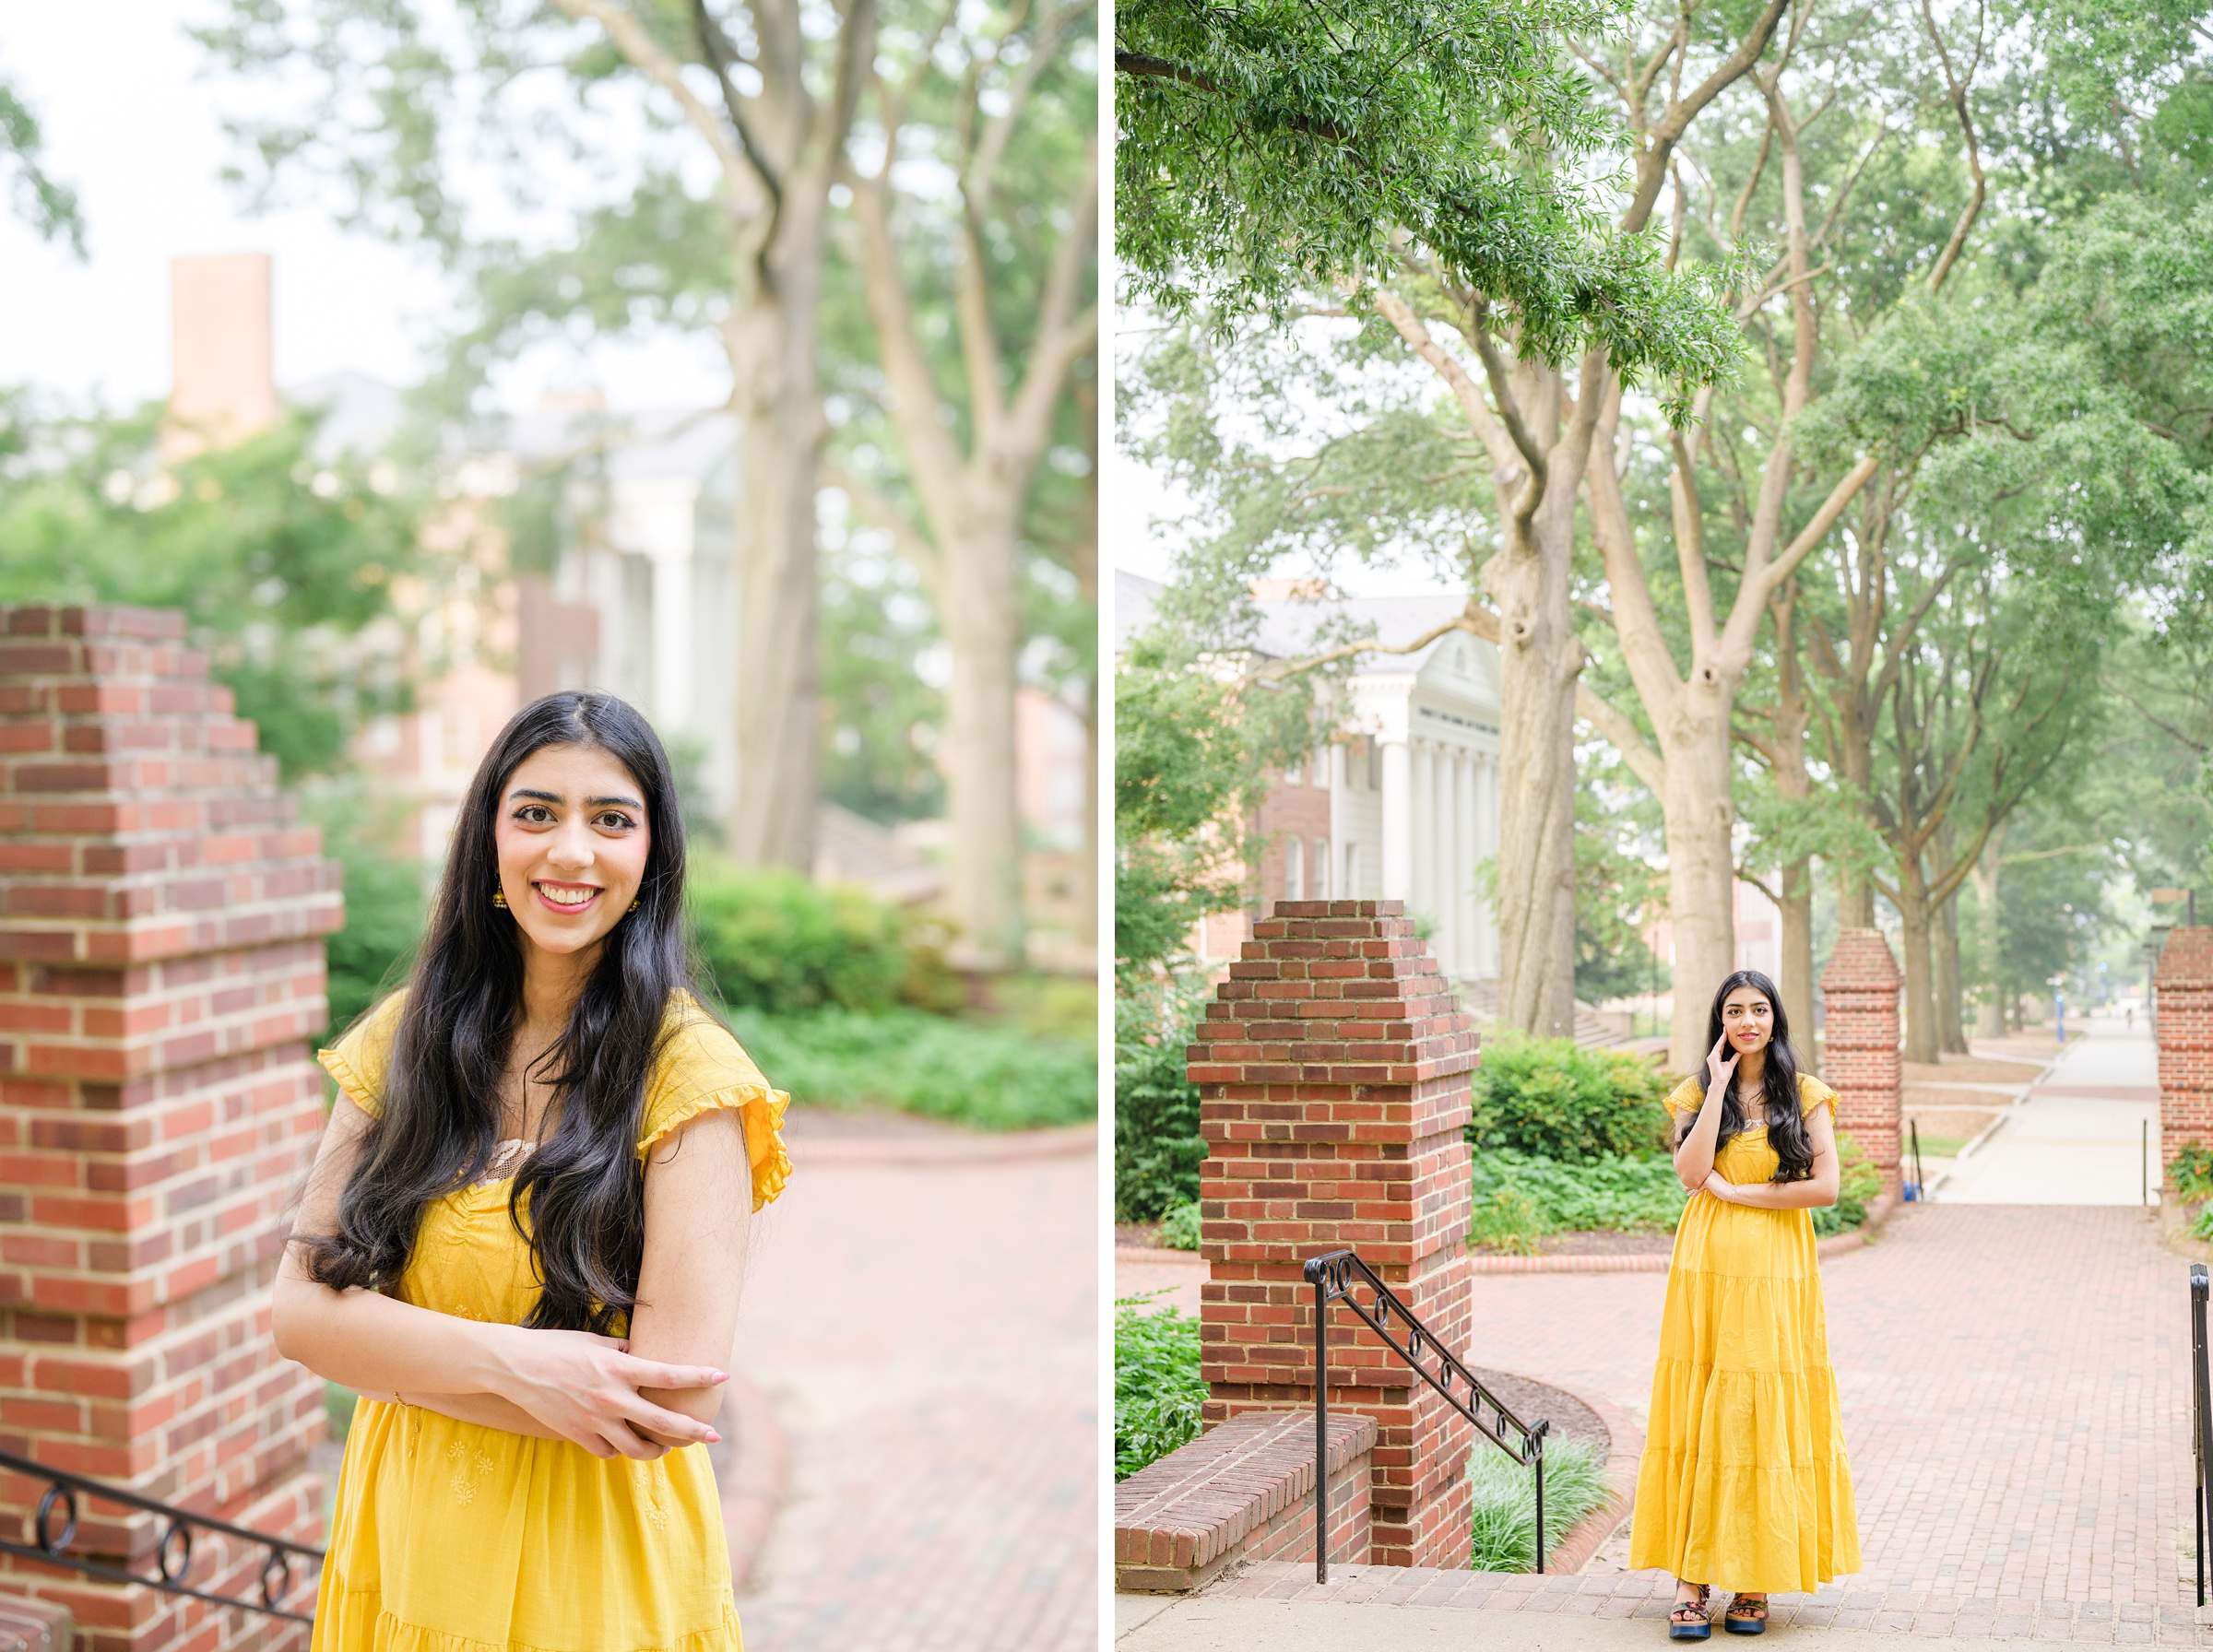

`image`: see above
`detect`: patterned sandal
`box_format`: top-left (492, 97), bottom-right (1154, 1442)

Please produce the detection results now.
top-left (1724, 1593), bottom-right (1768, 1635)
top-left (1670, 1584), bottom-right (1711, 1641)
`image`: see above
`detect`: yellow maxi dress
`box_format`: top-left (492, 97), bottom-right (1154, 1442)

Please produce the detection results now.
top-left (309, 989), bottom-right (793, 1652)
top-left (1627, 1071), bottom-right (1860, 1595)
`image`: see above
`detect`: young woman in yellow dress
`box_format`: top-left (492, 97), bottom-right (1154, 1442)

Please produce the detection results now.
top-left (1628, 969), bottom-right (1861, 1639)
top-left (275, 691), bottom-right (791, 1651)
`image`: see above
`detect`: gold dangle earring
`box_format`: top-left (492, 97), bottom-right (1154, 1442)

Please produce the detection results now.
top-left (492, 883), bottom-right (509, 908)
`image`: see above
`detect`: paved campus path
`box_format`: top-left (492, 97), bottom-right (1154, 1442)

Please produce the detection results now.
top-left (1118, 1011), bottom-right (2212, 1642)
top-left (1943, 1018), bottom-right (2160, 1206)
top-left (734, 1122), bottom-right (1096, 1652)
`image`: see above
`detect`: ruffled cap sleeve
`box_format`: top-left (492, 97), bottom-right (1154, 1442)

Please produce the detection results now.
top-left (1798, 1072), bottom-right (1840, 1118)
top-left (645, 997), bottom-right (793, 1211)
top-left (1662, 1074), bottom-right (1703, 1118)
top-left (316, 990), bottom-right (408, 1118)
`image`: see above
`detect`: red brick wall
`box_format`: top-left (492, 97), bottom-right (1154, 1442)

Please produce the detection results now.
top-left (1820, 928), bottom-right (1902, 1197)
top-left (2156, 927), bottom-right (2213, 1189)
top-left (0, 607), bottom-right (342, 1651)
top-left (1188, 899), bottom-right (1477, 1567)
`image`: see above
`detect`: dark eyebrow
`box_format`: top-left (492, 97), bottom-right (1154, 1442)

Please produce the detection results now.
top-left (506, 787), bottom-right (645, 810)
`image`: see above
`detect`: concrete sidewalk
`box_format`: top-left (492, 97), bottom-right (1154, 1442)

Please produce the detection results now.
top-left (1942, 1016), bottom-right (2159, 1206)
top-left (1118, 1572), bottom-right (2213, 1646)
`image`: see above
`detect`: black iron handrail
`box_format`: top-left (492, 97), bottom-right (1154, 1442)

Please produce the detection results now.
top-left (1305, 1248), bottom-right (1550, 1584)
top-left (0, 1447), bottom-right (324, 1622)
top-left (2194, 1266), bottom-right (2211, 1608)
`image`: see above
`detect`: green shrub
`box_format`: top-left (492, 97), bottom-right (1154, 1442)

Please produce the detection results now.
top-left (1470, 1150), bottom-right (1688, 1235)
top-left (2175, 1145), bottom-right (2213, 1202)
top-left (1468, 1032), bottom-right (1671, 1162)
top-left (301, 778), bottom-right (426, 1042)
top-left (1115, 1297), bottom-right (1206, 1481)
top-left (1158, 1199), bottom-right (1202, 1250)
top-left (723, 1006), bottom-right (1095, 1131)
top-left (1810, 1129), bottom-right (1880, 1237)
top-left (689, 859), bottom-right (912, 1015)
top-left (327, 1381), bottom-right (358, 1440)
top-left (1115, 976), bottom-right (1209, 1221)
top-left (1468, 1435), bottom-right (1607, 1572)
top-left (1468, 1186), bottom-right (1552, 1254)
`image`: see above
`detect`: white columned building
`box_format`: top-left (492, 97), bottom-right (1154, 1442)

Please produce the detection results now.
top-left (1116, 574), bottom-right (1507, 985)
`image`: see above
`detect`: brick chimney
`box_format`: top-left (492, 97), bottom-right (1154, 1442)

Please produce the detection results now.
top-left (163, 254), bottom-right (278, 462)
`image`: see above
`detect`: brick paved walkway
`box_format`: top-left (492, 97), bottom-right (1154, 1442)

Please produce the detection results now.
top-left (732, 1131), bottom-right (1096, 1652)
top-left (1460, 1203), bottom-right (2198, 1607)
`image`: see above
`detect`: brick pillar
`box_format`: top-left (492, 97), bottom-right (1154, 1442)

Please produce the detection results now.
top-left (1188, 899), bottom-right (1477, 1568)
top-left (2156, 928), bottom-right (2213, 1189)
top-left (1819, 928), bottom-right (1903, 1198)
top-left (0, 607), bottom-right (342, 1651)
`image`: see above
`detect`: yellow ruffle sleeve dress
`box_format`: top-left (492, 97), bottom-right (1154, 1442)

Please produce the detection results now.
top-left (308, 988), bottom-right (792, 1652)
top-left (1627, 1070), bottom-right (1861, 1595)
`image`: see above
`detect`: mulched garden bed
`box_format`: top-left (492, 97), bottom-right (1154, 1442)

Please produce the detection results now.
top-left (1468, 1367), bottom-right (1608, 1454)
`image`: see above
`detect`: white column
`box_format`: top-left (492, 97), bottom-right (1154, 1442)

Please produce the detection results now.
top-left (1457, 749), bottom-right (1479, 977)
top-left (1442, 751), bottom-right (1461, 977)
top-left (1411, 739), bottom-right (1435, 920)
top-left (1476, 752), bottom-right (1498, 976)
top-left (1438, 746), bottom-right (1462, 976)
top-left (1326, 742), bottom-right (1343, 902)
top-left (1381, 739), bottom-right (1412, 901)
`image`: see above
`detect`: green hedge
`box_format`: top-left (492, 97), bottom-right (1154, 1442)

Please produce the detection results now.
top-left (690, 858), bottom-right (947, 1015)
top-left (723, 1006), bottom-right (1095, 1132)
top-left (1468, 1033), bottom-right (1671, 1162)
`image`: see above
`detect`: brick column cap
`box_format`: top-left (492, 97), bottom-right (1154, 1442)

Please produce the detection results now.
top-left (5, 605), bottom-right (190, 642)
top-left (1821, 927), bottom-right (1901, 991)
top-left (2155, 927), bottom-right (2213, 990)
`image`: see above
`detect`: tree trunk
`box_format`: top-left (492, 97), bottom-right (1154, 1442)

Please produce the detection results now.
top-left (1486, 481), bottom-right (1581, 1041)
top-left (1656, 693), bottom-right (1741, 1073)
top-left (1769, 585), bottom-right (1817, 1052)
top-left (940, 505), bottom-right (1026, 970)
top-left (1972, 828), bottom-right (2006, 1037)
top-left (725, 254), bottom-right (827, 868)
top-left (1935, 887), bottom-right (1967, 1054)
top-left (1898, 859), bottom-right (1937, 1065)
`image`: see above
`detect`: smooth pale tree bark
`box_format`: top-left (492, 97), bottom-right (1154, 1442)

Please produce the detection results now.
top-left (1740, 582), bottom-right (1817, 1046)
top-left (1367, 290), bottom-right (1603, 1038)
top-left (1579, 50), bottom-right (1879, 1072)
top-left (841, 21), bottom-right (1098, 968)
top-left (1358, 0), bottom-right (1790, 1039)
top-left (555, 0), bottom-right (878, 869)
top-left (1935, 889), bottom-right (1967, 1052)
top-left (1580, 0), bottom-right (1991, 1069)
top-left (1971, 822), bottom-right (2006, 1037)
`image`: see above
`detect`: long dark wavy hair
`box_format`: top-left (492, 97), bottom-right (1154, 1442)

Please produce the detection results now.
top-left (297, 691), bottom-right (695, 1333)
top-left (1675, 969), bottom-right (1817, 1183)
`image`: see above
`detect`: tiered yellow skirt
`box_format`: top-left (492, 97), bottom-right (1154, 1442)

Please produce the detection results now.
top-left (1627, 1183), bottom-right (1861, 1593)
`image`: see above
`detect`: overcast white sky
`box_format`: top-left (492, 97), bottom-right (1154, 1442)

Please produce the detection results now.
top-left (0, 3), bottom-right (728, 413)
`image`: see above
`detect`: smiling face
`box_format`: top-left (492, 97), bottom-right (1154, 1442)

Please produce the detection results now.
top-left (1721, 984), bottom-right (1776, 1056)
top-left (491, 743), bottom-right (652, 962)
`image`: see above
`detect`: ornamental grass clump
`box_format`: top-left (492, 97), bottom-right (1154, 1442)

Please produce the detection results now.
top-left (1468, 1434), bottom-right (1608, 1573)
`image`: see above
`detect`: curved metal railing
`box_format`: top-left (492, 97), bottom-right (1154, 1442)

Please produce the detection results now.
top-left (0, 1447), bottom-right (323, 1622)
top-left (1304, 1248), bottom-right (1550, 1583)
